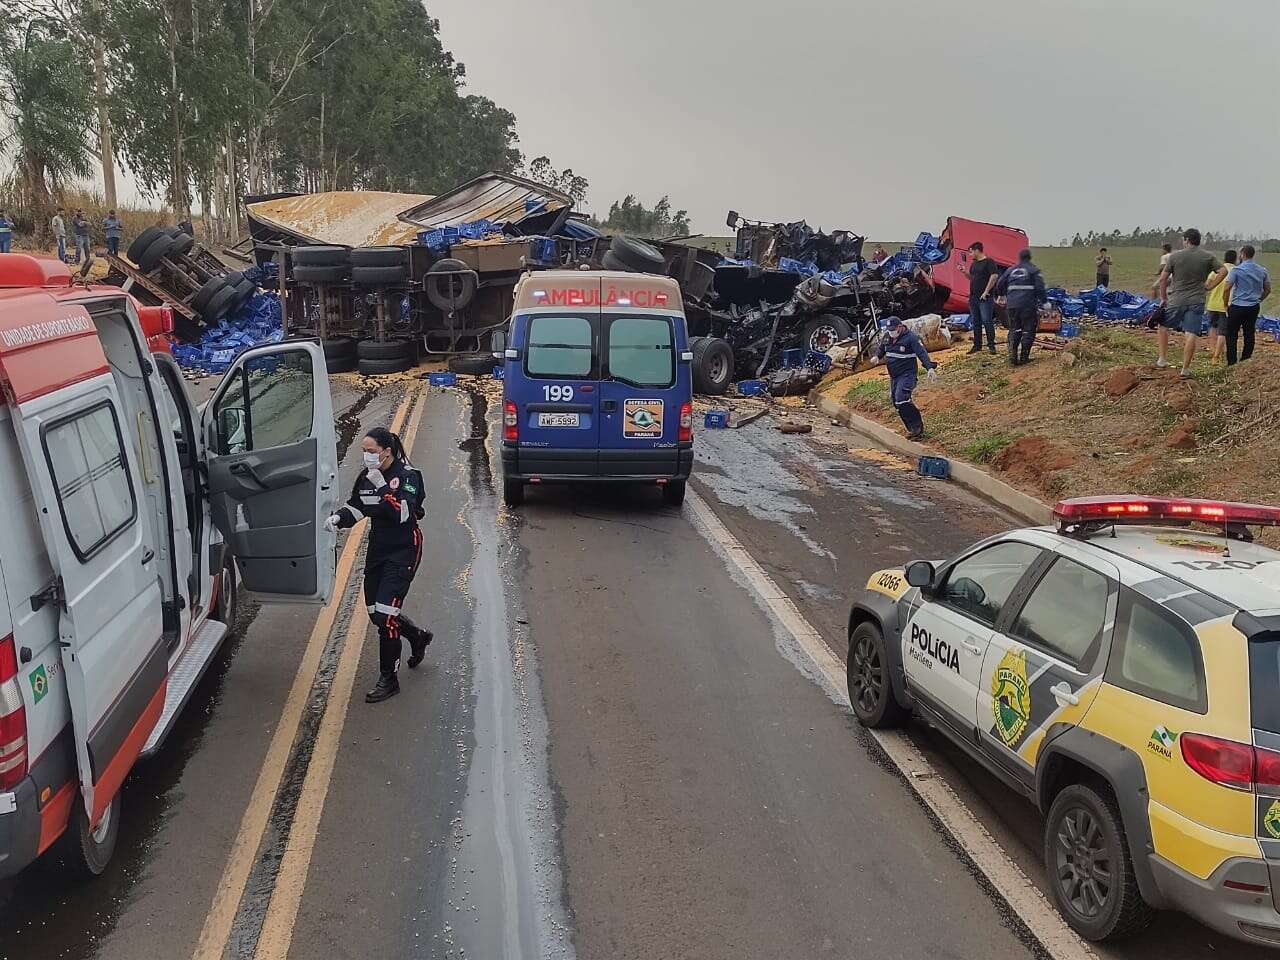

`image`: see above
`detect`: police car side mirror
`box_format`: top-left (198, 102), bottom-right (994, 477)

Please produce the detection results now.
top-left (905, 560), bottom-right (936, 591)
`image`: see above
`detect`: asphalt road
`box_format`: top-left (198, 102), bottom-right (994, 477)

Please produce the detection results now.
top-left (0, 378), bottom-right (1269, 960)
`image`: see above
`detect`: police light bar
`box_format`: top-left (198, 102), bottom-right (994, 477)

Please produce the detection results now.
top-left (1054, 495), bottom-right (1280, 528)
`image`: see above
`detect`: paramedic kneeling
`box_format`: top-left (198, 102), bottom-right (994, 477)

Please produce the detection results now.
top-left (876, 316), bottom-right (938, 440)
top-left (327, 426), bottom-right (433, 703)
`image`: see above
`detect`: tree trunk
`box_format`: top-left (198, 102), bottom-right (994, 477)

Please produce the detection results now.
top-left (168, 10), bottom-right (187, 216)
top-left (93, 37), bottom-right (116, 210)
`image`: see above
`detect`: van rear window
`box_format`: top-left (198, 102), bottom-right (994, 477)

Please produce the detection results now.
top-left (527, 315), bottom-right (593, 377)
top-left (607, 316), bottom-right (674, 388)
top-left (1249, 636), bottom-right (1280, 734)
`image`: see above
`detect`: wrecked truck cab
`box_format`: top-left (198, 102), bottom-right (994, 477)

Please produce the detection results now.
top-left (930, 217), bottom-right (1030, 315)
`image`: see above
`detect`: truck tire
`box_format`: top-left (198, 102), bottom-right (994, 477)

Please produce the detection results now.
top-left (691, 336), bottom-right (734, 395)
top-left (232, 279), bottom-right (256, 307)
top-left (350, 246), bottom-right (408, 268)
top-left (351, 264), bottom-right (409, 286)
top-left (503, 477), bottom-right (525, 508)
top-left (662, 479), bottom-right (686, 507)
top-left (323, 336), bottom-right (357, 360)
top-left (128, 226), bottom-right (166, 263)
top-left (848, 621), bottom-right (907, 728)
top-left (448, 353), bottom-right (497, 375)
top-left (292, 245), bottom-right (349, 267)
top-left (168, 232), bottom-right (195, 258)
top-left (293, 264), bottom-right (348, 284)
top-left (426, 258), bottom-right (477, 311)
top-left (358, 356), bottom-right (413, 376)
top-left (601, 250), bottom-right (634, 273)
top-left (59, 791), bottom-right (121, 879)
top-left (201, 284), bottom-right (239, 324)
top-left (136, 233), bottom-right (177, 272)
top-left (1044, 783), bottom-right (1154, 941)
top-left (802, 314), bottom-right (853, 354)
top-left (608, 235), bottom-right (665, 274)
top-left (357, 338), bottom-right (413, 361)
top-left (192, 277), bottom-right (228, 315)
top-left (326, 352), bottom-right (357, 374)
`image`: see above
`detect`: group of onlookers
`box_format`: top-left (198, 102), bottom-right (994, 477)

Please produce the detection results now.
top-left (0, 207), bottom-right (125, 262)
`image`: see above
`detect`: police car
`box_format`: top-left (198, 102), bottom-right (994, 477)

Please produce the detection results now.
top-left (847, 496), bottom-right (1280, 948)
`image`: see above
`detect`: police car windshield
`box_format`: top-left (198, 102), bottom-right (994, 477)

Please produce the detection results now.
top-left (606, 315), bottom-right (674, 388)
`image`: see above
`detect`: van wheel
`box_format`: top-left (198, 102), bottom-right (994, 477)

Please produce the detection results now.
top-left (60, 791), bottom-right (121, 879)
top-left (1044, 783), bottom-right (1153, 941)
top-left (214, 559), bottom-right (238, 636)
top-left (847, 621), bottom-right (906, 728)
top-left (662, 480), bottom-right (686, 507)
top-left (503, 477), bottom-right (525, 507)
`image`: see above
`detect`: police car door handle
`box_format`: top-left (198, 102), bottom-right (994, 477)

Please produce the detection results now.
top-left (1050, 682), bottom-right (1079, 706)
top-left (961, 638), bottom-right (984, 655)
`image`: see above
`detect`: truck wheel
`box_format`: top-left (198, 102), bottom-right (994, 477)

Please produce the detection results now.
top-left (847, 621), bottom-right (907, 728)
top-left (448, 354), bottom-right (497, 375)
top-left (691, 336), bottom-right (734, 395)
top-left (293, 264), bottom-right (349, 284)
top-left (608, 235), bottom-right (665, 274)
top-left (292, 245), bottom-right (350, 267)
top-left (802, 314), bottom-right (853, 354)
top-left (351, 264), bottom-right (409, 286)
top-left (168, 232), bottom-right (195, 258)
top-left (662, 479), bottom-right (686, 507)
top-left (192, 277), bottom-right (228, 315)
top-left (357, 338), bottom-right (413, 361)
top-left (136, 233), bottom-right (177, 272)
top-left (201, 284), bottom-right (239, 324)
top-left (231, 279), bottom-right (256, 308)
top-left (127, 226), bottom-right (166, 263)
top-left (426, 258), bottom-right (477, 311)
top-left (358, 356), bottom-right (413, 376)
top-left (350, 246), bottom-right (408, 268)
top-left (601, 250), bottom-right (634, 273)
top-left (1044, 783), bottom-right (1153, 941)
top-left (59, 791), bottom-right (121, 879)
top-left (503, 477), bottom-right (525, 507)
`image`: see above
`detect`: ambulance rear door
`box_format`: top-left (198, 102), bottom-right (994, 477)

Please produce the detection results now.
top-left (199, 340), bottom-right (338, 603)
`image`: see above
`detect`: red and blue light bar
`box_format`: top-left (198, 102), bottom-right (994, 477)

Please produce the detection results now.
top-left (1054, 495), bottom-right (1280, 527)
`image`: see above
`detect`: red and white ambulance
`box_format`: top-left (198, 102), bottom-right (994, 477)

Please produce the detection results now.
top-left (0, 254), bottom-right (338, 877)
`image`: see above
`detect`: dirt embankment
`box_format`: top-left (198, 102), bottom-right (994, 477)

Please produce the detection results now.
top-left (828, 326), bottom-right (1280, 534)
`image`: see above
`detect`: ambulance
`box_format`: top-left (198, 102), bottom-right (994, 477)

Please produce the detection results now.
top-left (0, 254), bottom-right (338, 878)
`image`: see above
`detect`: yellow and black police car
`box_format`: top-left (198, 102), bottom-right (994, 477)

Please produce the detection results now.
top-left (847, 495), bottom-right (1280, 948)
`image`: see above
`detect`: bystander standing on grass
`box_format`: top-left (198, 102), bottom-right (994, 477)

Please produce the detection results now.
top-left (966, 241), bottom-right (1001, 355)
top-left (1095, 247), bottom-right (1111, 288)
top-left (1204, 249), bottom-right (1236, 362)
top-left (1222, 244), bottom-right (1271, 365)
top-left (0, 210), bottom-right (13, 253)
top-left (1153, 242), bottom-right (1173, 295)
top-left (73, 209), bottom-right (91, 262)
top-left (51, 208), bottom-right (67, 261)
top-left (1157, 228), bottom-right (1219, 378)
top-left (103, 210), bottom-right (123, 256)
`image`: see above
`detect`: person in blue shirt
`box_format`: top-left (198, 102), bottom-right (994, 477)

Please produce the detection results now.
top-left (875, 316), bottom-right (939, 440)
top-left (103, 210), bottom-right (124, 256)
top-left (0, 210), bottom-right (13, 253)
top-left (1220, 245), bottom-right (1271, 365)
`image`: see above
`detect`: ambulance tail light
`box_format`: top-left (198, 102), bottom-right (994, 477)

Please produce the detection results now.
top-left (1054, 496), bottom-right (1280, 529)
top-left (678, 401), bottom-right (693, 443)
top-left (0, 635), bottom-right (28, 791)
top-left (503, 400), bottom-right (519, 442)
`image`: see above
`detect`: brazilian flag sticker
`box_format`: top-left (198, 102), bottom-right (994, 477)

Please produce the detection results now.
top-left (29, 664), bottom-right (49, 704)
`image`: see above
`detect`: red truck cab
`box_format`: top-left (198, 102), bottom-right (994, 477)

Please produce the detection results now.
top-left (930, 217), bottom-right (1030, 314)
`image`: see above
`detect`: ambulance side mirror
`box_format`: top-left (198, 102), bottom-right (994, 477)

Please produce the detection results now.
top-left (491, 330), bottom-right (507, 358)
top-left (905, 560), bottom-right (936, 592)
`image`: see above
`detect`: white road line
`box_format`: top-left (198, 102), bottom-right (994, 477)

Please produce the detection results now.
top-left (684, 487), bottom-right (1097, 960)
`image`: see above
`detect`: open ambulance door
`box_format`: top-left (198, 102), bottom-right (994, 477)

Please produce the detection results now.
top-left (200, 340), bottom-right (338, 603)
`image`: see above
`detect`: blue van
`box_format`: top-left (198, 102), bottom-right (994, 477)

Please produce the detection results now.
top-left (498, 270), bottom-right (694, 507)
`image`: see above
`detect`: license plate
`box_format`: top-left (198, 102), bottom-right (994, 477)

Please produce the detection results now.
top-left (538, 412), bottom-right (580, 427)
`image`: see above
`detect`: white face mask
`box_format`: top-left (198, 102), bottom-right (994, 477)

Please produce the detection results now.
top-left (363, 451), bottom-right (382, 469)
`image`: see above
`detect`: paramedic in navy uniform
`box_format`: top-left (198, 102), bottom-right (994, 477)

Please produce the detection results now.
top-left (326, 426), bottom-right (432, 703)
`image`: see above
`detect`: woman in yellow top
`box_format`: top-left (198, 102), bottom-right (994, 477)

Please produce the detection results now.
top-left (1204, 248), bottom-right (1236, 362)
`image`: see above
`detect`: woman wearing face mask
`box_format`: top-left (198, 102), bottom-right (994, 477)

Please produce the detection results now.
top-left (326, 426), bottom-right (431, 703)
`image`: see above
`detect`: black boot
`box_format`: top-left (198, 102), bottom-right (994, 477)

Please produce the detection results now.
top-left (365, 671), bottom-right (400, 703)
top-left (966, 344), bottom-right (982, 355)
top-left (407, 626), bottom-right (434, 669)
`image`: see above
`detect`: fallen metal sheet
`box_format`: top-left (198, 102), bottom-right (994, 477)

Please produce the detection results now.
top-left (399, 172), bottom-right (572, 230)
top-left (245, 190), bottom-right (433, 247)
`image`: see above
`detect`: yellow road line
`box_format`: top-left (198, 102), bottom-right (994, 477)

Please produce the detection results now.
top-left (252, 385), bottom-right (429, 960)
top-left (192, 383), bottom-right (420, 960)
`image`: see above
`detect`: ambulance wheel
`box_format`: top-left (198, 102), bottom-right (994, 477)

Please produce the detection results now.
top-left (357, 338), bottom-right (413, 361)
top-left (1045, 783), bottom-right (1153, 941)
top-left (691, 336), bottom-right (734, 395)
top-left (60, 791), bottom-right (120, 879)
top-left (847, 621), bottom-right (906, 728)
top-left (214, 558), bottom-right (238, 635)
top-left (358, 356), bottom-right (413, 376)
top-left (503, 477), bottom-right (524, 507)
top-left (803, 314), bottom-right (852, 354)
top-left (662, 480), bottom-right (686, 507)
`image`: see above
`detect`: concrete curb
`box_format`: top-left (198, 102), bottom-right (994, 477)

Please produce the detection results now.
top-left (809, 390), bottom-right (1053, 526)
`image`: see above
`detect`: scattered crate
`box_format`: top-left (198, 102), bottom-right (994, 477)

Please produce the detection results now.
top-left (916, 455), bottom-right (951, 480)
top-left (428, 371), bottom-right (457, 387)
top-left (704, 410), bottom-right (731, 428)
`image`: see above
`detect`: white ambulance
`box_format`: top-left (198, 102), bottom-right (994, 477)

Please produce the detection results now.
top-left (0, 253), bottom-right (338, 878)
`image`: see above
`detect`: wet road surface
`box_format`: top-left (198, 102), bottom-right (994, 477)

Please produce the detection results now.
top-left (0, 381), bottom-right (1268, 960)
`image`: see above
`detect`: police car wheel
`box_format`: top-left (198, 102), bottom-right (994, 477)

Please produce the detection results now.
top-left (1044, 783), bottom-right (1153, 941)
top-left (503, 477), bottom-right (525, 507)
top-left (59, 791), bottom-right (121, 879)
top-left (847, 622), bottom-right (906, 728)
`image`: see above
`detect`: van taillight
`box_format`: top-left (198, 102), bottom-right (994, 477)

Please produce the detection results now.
top-left (503, 400), bottom-right (518, 442)
top-left (1179, 733), bottom-right (1280, 790)
top-left (0, 635), bottom-right (28, 792)
top-left (678, 401), bottom-right (693, 443)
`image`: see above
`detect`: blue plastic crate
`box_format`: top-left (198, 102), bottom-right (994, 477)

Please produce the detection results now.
top-left (737, 379), bottom-right (766, 396)
top-left (428, 372), bottom-right (457, 387)
top-left (780, 348), bottom-right (804, 368)
top-left (492, 365), bottom-right (504, 380)
top-left (917, 455), bottom-right (950, 480)
top-left (804, 351), bottom-right (833, 374)
top-left (1059, 322), bottom-right (1079, 338)
top-left (704, 410), bottom-right (730, 429)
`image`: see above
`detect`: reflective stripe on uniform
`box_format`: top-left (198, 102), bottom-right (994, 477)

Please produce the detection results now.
top-left (359, 495), bottom-right (380, 505)
top-left (373, 602), bottom-right (401, 616)
top-left (400, 500), bottom-right (410, 523)
top-left (885, 351), bottom-right (916, 359)
top-left (342, 504), bottom-right (362, 521)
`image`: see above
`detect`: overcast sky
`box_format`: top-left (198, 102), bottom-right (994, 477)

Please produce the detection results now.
top-left (434, 0), bottom-right (1278, 242)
